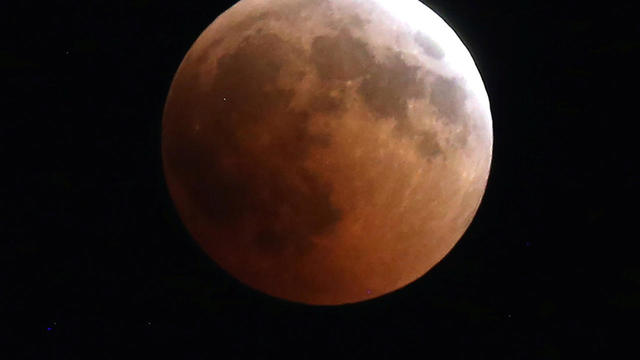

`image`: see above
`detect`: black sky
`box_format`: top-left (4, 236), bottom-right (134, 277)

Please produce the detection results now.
top-left (3, 0), bottom-right (638, 358)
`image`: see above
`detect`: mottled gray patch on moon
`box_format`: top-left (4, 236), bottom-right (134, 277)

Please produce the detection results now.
top-left (343, 14), bottom-right (369, 29)
top-left (427, 75), bottom-right (474, 148)
top-left (311, 29), bottom-right (374, 81)
top-left (356, 51), bottom-right (447, 159)
top-left (430, 75), bottom-right (467, 125)
top-left (417, 130), bottom-right (443, 157)
top-left (414, 32), bottom-right (445, 59)
top-left (358, 52), bottom-right (425, 121)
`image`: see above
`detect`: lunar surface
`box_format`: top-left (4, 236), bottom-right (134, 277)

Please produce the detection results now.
top-left (162, 0), bottom-right (492, 305)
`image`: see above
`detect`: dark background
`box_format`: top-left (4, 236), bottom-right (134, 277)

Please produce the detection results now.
top-left (3, 0), bottom-right (638, 358)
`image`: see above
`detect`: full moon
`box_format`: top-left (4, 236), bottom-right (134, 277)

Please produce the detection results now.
top-left (162, 0), bottom-right (492, 305)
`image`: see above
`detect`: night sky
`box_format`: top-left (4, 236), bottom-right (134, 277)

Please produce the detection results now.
top-left (3, 0), bottom-right (638, 358)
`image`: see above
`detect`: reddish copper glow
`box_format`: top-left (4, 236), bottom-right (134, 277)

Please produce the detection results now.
top-left (162, 0), bottom-right (492, 305)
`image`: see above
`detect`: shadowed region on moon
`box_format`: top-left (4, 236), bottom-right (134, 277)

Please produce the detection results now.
top-left (164, 31), bottom-right (342, 256)
top-left (430, 75), bottom-right (468, 124)
top-left (311, 29), bottom-right (373, 81)
top-left (359, 52), bottom-right (425, 121)
top-left (415, 31), bottom-right (445, 59)
top-left (430, 75), bottom-right (471, 148)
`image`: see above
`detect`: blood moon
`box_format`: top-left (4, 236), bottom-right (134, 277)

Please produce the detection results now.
top-left (161, 0), bottom-right (492, 305)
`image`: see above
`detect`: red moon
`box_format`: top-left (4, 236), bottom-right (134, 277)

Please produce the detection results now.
top-left (162, 0), bottom-right (492, 305)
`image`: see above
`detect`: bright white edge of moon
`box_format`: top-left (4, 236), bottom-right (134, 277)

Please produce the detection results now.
top-left (372, 0), bottom-right (491, 115)
top-left (213, 0), bottom-right (492, 121)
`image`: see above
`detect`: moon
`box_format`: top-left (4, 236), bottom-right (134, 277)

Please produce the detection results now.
top-left (162, 0), bottom-right (492, 305)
